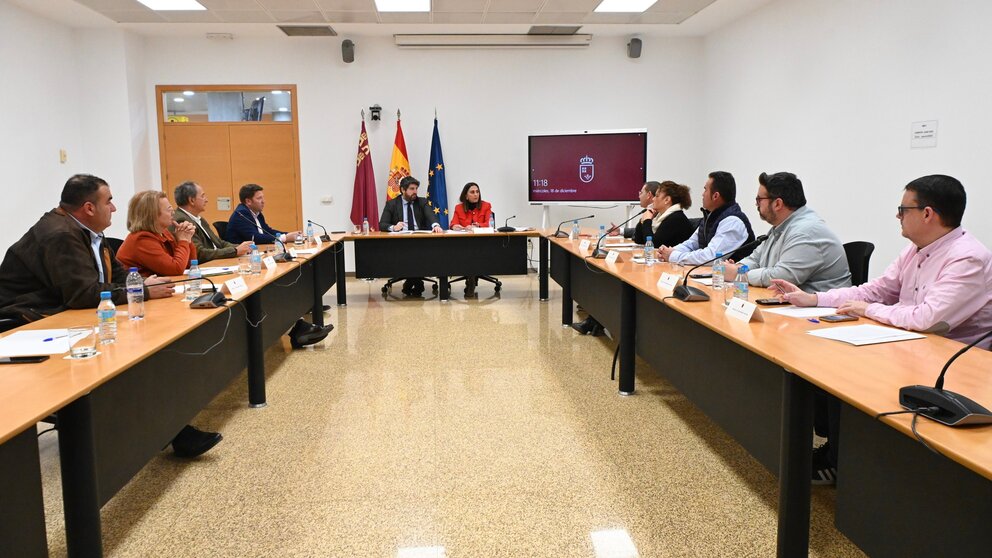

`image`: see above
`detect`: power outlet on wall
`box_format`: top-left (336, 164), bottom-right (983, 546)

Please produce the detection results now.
top-left (320, 196), bottom-right (334, 205)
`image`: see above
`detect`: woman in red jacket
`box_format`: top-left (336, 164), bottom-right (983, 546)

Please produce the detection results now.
top-left (450, 182), bottom-right (492, 231)
top-left (117, 190), bottom-right (197, 277)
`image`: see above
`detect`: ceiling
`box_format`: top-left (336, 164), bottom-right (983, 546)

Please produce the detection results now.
top-left (13, 0), bottom-right (774, 37)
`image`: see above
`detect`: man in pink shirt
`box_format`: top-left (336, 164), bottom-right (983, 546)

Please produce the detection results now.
top-left (771, 174), bottom-right (992, 484)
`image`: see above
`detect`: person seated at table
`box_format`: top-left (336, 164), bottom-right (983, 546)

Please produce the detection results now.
top-left (0, 174), bottom-right (221, 458)
top-left (225, 183), bottom-right (302, 245)
top-left (772, 174), bottom-right (992, 485)
top-left (572, 181), bottom-right (698, 335)
top-left (656, 171), bottom-right (756, 264)
top-left (117, 190), bottom-right (197, 277)
top-left (172, 181), bottom-right (252, 264)
top-left (608, 181), bottom-right (659, 238)
top-left (379, 176), bottom-right (443, 296)
top-left (450, 182), bottom-right (493, 297)
top-left (722, 172), bottom-right (851, 292)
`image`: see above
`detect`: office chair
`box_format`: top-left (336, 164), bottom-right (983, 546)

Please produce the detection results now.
top-left (105, 237), bottom-right (124, 254)
top-left (213, 221), bottom-right (228, 240)
top-left (381, 277), bottom-right (438, 295)
top-left (688, 217), bottom-right (702, 229)
top-left (843, 241), bottom-right (875, 286)
top-left (448, 275), bottom-right (501, 293)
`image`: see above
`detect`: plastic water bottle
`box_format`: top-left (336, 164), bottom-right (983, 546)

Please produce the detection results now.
top-left (306, 222), bottom-right (315, 245)
top-left (186, 259), bottom-right (202, 301)
top-left (362, 217), bottom-right (370, 235)
top-left (249, 243), bottom-right (261, 275)
top-left (490, 212), bottom-right (496, 228)
top-left (734, 265), bottom-right (750, 301)
top-left (712, 252), bottom-right (725, 291)
top-left (125, 267), bottom-right (144, 320)
top-left (644, 236), bottom-right (655, 266)
top-left (97, 291), bottom-right (117, 345)
top-left (599, 225), bottom-right (606, 238)
top-left (571, 220), bottom-right (580, 240)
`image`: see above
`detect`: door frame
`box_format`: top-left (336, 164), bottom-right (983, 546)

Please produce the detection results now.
top-left (155, 84), bottom-right (302, 229)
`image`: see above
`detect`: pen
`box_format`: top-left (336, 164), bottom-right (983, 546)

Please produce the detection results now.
top-left (807, 318), bottom-right (819, 324)
top-left (43, 335), bottom-right (68, 342)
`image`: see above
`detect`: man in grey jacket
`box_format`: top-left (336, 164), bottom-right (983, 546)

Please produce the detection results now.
top-left (724, 172), bottom-right (851, 292)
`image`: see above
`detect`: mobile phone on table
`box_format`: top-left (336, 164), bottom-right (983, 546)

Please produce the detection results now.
top-left (755, 298), bottom-right (790, 306)
top-left (821, 314), bottom-right (859, 323)
top-left (0, 355), bottom-right (50, 364)
top-left (689, 273), bottom-right (712, 279)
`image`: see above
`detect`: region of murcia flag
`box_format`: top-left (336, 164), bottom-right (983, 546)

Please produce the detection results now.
top-left (386, 116), bottom-right (410, 200)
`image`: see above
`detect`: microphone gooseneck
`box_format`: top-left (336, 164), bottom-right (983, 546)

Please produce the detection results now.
top-left (592, 208), bottom-right (648, 259)
top-left (553, 214), bottom-right (595, 238)
top-left (673, 234), bottom-right (769, 302)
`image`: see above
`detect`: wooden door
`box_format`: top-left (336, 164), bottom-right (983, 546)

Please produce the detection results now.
top-left (229, 125), bottom-right (301, 232)
top-left (161, 125), bottom-right (233, 228)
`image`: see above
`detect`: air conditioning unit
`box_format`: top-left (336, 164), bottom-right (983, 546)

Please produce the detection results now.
top-left (394, 34), bottom-right (592, 49)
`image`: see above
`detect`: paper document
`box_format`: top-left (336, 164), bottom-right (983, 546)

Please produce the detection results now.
top-left (445, 229), bottom-right (470, 234)
top-left (472, 227), bottom-right (496, 234)
top-left (602, 242), bottom-right (639, 248)
top-left (764, 306), bottom-right (838, 318)
top-left (0, 328), bottom-right (89, 357)
top-left (807, 324), bottom-right (925, 346)
top-left (294, 248), bottom-right (319, 255)
top-left (184, 266), bottom-right (238, 277)
top-left (691, 277), bottom-right (713, 286)
top-left (513, 226), bottom-right (534, 232)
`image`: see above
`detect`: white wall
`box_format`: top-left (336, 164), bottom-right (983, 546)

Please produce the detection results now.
top-left (0, 0), bottom-right (84, 249)
top-left (140, 35), bottom-right (705, 239)
top-left (703, 0), bottom-right (992, 272)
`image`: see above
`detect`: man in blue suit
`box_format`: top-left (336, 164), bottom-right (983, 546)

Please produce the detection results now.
top-left (225, 184), bottom-right (302, 245)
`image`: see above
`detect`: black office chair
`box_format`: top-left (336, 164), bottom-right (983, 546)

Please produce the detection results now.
top-left (381, 277), bottom-right (438, 295)
top-left (0, 317), bottom-right (25, 334)
top-left (213, 221), bottom-right (228, 240)
top-left (688, 217), bottom-right (702, 230)
top-left (844, 241), bottom-right (875, 286)
top-left (449, 275), bottom-right (501, 293)
top-left (105, 236), bottom-right (124, 254)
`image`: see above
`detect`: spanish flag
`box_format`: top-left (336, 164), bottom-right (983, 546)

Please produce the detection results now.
top-left (386, 117), bottom-right (410, 200)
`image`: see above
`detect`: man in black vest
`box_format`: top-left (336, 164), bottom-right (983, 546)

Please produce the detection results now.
top-left (657, 171), bottom-right (756, 264)
top-left (379, 176), bottom-right (442, 296)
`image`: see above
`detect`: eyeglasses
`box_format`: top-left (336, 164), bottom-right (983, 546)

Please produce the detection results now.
top-left (897, 205), bottom-right (924, 217)
top-left (755, 196), bottom-right (774, 204)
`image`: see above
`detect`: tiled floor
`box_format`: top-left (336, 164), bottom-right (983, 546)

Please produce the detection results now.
top-left (37, 272), bottom-right (864, 557)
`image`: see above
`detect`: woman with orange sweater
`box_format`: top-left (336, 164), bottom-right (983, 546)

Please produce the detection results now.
top-left (117, 190), bottom-right (197, 277)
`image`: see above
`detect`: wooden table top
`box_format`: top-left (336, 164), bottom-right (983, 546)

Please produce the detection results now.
top-left (548, 235), bottom-right (992, 480)
top-left (0, 242), bottom-right (336, 445)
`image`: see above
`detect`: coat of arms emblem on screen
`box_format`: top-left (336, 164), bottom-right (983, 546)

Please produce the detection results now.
top-left (579, 155), bottom-right (595, 183)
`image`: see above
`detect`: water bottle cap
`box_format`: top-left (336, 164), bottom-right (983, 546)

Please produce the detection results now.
top-left (129, 267), bottom-right (137, 272)
top-left (716, 252), bottom-right (724, 257)
top-left (739, 265), bottom-right (749, 273)
top-left (645, 236), bottom-right (652, 241)
top-left (100, 291), bottom-right (111, 299)
top-left (191, 259), bottom-right (198, 266)
top-left (250, 243), bottom-right (257, 249)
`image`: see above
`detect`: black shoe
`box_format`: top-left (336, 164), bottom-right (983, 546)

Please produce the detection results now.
top-left (401, 280), bottom-right (414, 295)
top-left (811, 443), bottom-right (837, 486)
top-left (290, 321), bottom-right (334, 349)
top-left (408, 279), bottom-right (425, 297)
top-left (172, 425), bottom-right (222, 458)
top-left (588, 323), bottom-right (605, 337)
top-left (570, 317), bottom-right (598, 335)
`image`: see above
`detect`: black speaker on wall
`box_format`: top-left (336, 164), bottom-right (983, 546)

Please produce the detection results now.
top-left (627, 37), bottom-right (642, 59)
top-left (342, 39), bottom-right (355, 63)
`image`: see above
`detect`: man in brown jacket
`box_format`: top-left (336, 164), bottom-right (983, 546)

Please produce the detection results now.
top-left (172, 181), bottom-right (252, 263)
top-left (0, 174), bottom-right (221, 458)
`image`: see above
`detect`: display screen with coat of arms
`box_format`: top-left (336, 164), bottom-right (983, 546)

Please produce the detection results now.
top-left (528, 130), bottom-right (646, 203)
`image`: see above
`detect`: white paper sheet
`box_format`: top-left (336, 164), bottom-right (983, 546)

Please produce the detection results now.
top-left (764, 306), bottom-right (839, 318)
top-left (806, 324), bottom-right (925, 346)
top-left (691, 277), bottom-right (713, 286)
top-left (183, 266), bottom-right (238, 277)
top-left (0, 329), bottom-right (89, 357)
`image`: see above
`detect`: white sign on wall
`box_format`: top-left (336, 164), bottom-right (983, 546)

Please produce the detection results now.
top-left (911, 120), bottom-right (938, 149)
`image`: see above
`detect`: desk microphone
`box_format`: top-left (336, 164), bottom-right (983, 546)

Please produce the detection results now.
top-left (553, 215), bottom-right (594, 238)
top-left (272, 238), bottom-right (294, 262)
top-left (497, 215), bottom-right (517, 233)
top-left (673, 235), bottom-right (768, 302)
top-left (157, 276), bottom-right (228, 309)
top-left (898, 329), bottom-right (992, 426)
top-left (307, 220), bottom-right (332, 242)
top-left (592, 209), bottom-right (647, 258)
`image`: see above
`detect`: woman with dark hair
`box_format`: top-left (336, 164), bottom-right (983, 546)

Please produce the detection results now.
top-left (450, 182), bottom-right (492, 231)
top-left (637, 180), bottom-right (696, 248)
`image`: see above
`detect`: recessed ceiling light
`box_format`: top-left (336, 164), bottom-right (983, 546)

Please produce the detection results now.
top-left (375, 0), bottom-right (430, 12)
top-left (136, 0), bottom-right (206, 10)
top-left (173, 98), bottom-right (184, 102)
top-left (271, 90), bottom-right (284, 94)
top-left (594, 0), bottom-right (658, 13)
top-left (278, 108), bottom-right (289, 112)
top-left (183, 90), bottom-right (195, 96)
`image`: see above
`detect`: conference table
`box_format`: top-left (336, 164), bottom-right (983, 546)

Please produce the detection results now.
top-left (0, 241), bottom-right (338, 558)
top-left (336, 230), bottom-right (549, 302)
top-left (549, 234), bottom-right (992, 557)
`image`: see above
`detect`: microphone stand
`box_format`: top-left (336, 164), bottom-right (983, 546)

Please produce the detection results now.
top-left (497, 215), bottom-right (517, 233)
top-left (592, 209), bottom-right (647, 258)
top-left (552, 214), bottom-right (595, 238)
top-left (672, 235), bottom-right (769, 302)
top-left (308, 220), bottom-right (332, 242)
top-left (898, 329), bottom-right (992, 426)
top-left (157, 275), bottom-right (228, 309)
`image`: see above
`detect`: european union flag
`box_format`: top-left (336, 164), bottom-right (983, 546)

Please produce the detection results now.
top-left (426, 117), bottom-right (450, 229)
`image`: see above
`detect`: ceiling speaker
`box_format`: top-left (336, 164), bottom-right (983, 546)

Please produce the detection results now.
top-left (342, 39), bottom-right (355, 64)
top-left (627, 37), bottom-right (642, 59)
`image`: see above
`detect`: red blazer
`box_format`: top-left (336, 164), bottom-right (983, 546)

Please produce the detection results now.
top-left (117, 230), bottom-right (197, 277)
top-left (450, 201), bottom-right (493, 228)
